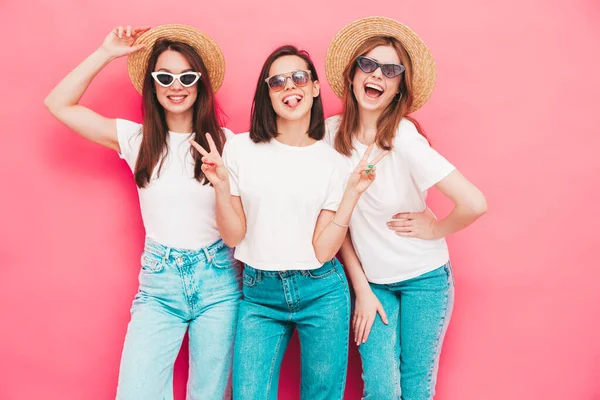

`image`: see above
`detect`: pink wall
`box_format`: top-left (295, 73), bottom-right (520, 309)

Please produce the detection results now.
top-left (2, 0), bottom-right (599, 399)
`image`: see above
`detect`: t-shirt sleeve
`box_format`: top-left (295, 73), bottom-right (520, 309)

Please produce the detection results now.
top-left (221, 139), bottom-right (240, 196)
top-left (398, 119), bottom-right (456, 191)
top-left (321, 155), bottom-right (349, 212)
top-left (222, 127), bottom-right (235, 141)
top-left (116, 119), bottom-right (143, 170)
top-left (323, 115), bottom-right (341, 147)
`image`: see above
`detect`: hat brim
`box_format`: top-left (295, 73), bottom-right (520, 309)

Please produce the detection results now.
top-left (325, 16), bottom-right (436, 113)
top-left (127, 24), bottom-right (225, 95)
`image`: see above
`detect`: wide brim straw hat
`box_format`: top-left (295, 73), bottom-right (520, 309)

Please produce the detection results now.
top-left (127, 24), bottom-right (225, 94)
top-left (325, 16), bottom-right (436, 113)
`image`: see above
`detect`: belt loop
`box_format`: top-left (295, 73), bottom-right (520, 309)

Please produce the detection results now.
top-left (201, 246), bottom-right (212, 262)
top-left (163, 246), bottom-right (171, 262)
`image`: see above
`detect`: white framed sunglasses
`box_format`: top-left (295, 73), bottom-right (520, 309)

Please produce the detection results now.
top-left (151, 71), bottom-right (201, 87)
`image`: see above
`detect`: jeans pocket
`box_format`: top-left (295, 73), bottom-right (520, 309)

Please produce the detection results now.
top-left (242, 271), bottom-right (256, 287)
top-left (140, 252), bottom-right (164, 274)
top-left (212, 246), bottom-right (239, 269)
top-left (306, 260), bottom-right (337, 279)
top-left (242, 265), bottom-right (260, 288)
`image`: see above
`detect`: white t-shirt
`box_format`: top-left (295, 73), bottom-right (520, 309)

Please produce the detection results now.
top-left (325, 115), bottom-right (456, 284)
top-left (116, 119), bottom-right (233, 250)
top-left (222, 132), bottom-right (348, 271)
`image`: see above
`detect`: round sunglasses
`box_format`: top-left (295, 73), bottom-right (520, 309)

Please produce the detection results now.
top-left (265, 70), bottom-right (312, 92)
top-left (151, 71), bottom-right (201, 87)
top-left (356, 56), bottom-right (405, 79)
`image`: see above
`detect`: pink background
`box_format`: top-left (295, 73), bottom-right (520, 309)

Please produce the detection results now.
top-left (2, 0), bottom-right (599, 399)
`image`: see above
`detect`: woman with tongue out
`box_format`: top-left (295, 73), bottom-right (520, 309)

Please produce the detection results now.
top-left (324, 17), bottom-right (488, 399)
top-left (44, 25), bottom-right (242, 399)
top-left (191, 45), bottom-right (386, 399)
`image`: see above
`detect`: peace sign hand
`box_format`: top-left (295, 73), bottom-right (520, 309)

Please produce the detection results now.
top-left (346, 145), bottom-right (389, 195)
top-left (190, 133), bottom-right (230, 188)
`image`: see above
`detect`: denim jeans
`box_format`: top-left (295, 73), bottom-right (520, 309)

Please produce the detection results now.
top-left (233, 258), bottom-right (350, 400)
top-left (116, 238), bottom-right (242, 400)
top-left (359, 263), bottom-right (455, 400)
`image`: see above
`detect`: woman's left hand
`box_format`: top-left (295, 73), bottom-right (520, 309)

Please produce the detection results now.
top-left (387, 208), bottom-right (441, 240)
top-left (346, 145), bottom-right (389, 195)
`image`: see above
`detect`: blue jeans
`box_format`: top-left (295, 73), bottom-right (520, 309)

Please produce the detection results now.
top-left (116, 238), bottom-right (242, 400)
top-left (359, 263), bottom-right (455, 400)
top-left (233, 259), bottom-right (350, 400)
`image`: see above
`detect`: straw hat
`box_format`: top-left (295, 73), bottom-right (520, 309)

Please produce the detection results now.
top-left (325, 16), bottom-right (436, 112)
top-left (127, 24), bottom-right (225, 94)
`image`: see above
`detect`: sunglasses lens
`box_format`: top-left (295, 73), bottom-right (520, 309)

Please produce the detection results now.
top-left (180, 73), bottom-right (198, 86)
top-left (291, 71), bottom-right (310, 86)
top-left (357, 57), bottom-right (377, 73)
top-left (382, 64), bottom-right (404, 78)
top-left (268, 75), bottom-right (286, 91)
top-left (155, 73), bottom-right (174, 86)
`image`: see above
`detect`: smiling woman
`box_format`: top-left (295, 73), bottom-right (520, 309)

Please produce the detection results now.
top-left (324, 17), bottom-right (487, 400)
top-left (189, 44), bottom-right (388, 400)
top-left (43, 24), bottom-right (242, 400)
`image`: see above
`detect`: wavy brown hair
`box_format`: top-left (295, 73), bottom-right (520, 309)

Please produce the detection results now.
top-left (250, 45), bottom-right (324, 143)
top-left (334, 36), bottom-right (427, 156)
top-left (135, 40), bottom-right (224, 188)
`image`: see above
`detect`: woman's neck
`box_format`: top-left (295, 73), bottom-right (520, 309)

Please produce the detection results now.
top-left (166, 110), bottom-right (194, 134)
top-left (275, 113), bottom-right (316, 147)
top-left (356, 108), bottom-right (382, 145)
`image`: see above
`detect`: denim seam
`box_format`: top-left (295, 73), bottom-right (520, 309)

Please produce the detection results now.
top-left (425, 279), bottom-right (453, 399)
top-left (266, 321), bottom-right (292, 399)
top-left (306, 264), bottom-right (336, 279)
top-left (291, 275), bottom-right (300, 311)
top-left (176, 255), bottom-right (195, 318)
top-left (334, 267), bottom-right (351, 399)
top-left (388, 285), bottom-right (401, 399)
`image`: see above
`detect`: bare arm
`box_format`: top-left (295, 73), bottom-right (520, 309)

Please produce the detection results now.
top-left (215, 187), bottom-right (247, 247)
top-left (389, 169), bottom-right (487, 239)
top-left (339, 232), bottom-right (389, 345)
top-left (190, 134), bottom-right (246, 247)
top-left (312, 145), bottom-right (389, 263)
top-left (44, 26), bottom-right (149, 151)
top-left (312, 193), bottom-right (358, 263)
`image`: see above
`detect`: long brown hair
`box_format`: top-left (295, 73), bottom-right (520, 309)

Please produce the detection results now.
top-left (334, 36), bottom-right (427, 156)
top-left (250, 45), bottom-right (325, 143)
top-left (135, 40), bottom-right (224, 188)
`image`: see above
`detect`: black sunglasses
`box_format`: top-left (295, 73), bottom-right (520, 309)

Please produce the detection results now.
top-left (356, 56), bottom-right (405, 79)
top-left (265, 70), bottom-right (312, 91)
top-left (151, 72), bottom-right (201, 87)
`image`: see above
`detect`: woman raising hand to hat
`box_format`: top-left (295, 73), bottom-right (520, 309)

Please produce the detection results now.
top-left (324, 17), bottom-right (488, 399)
top-left (45, 25), bottom-right (241, 400)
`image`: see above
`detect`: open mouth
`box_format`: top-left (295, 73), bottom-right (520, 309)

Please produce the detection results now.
top-left (167, 95), bottom-right (187, 104)
top-left (364, 83), bottom-right (384, 99)
top-left (282, 94), bottom-right (304, 109)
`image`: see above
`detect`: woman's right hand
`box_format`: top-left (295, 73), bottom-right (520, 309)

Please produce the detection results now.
top-left (190, 133), bottom-right (230, 189)
top-left (101, 25), bottom-right (150, 59)
top-left (353, 286), bottom-right (388, 345)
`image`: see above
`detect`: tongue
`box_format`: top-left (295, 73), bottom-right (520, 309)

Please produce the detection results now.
top-left (365, 87), bottom-right (382, 98)
top-left (286, 97), bottom-right (299, 107)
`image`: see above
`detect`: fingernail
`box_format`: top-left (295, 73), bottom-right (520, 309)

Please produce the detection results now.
top-left (365, 170), bottom-right (370, 174)
top-left (368, 165), bottom-right (373, 168)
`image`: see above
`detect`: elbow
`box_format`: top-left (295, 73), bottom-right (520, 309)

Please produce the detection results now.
top-left (314, 248), bottom-right (335, 265)
top-left (222, 236), bottom-right (241, 248)
top-left (221, 230), bottom-right (245, 248)
top-left (43, 96), bottom-right (53, 113)
top-left (469, 193), bottom-right (488, 217)
top-left (44, 96), bottom-right (60, 116)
